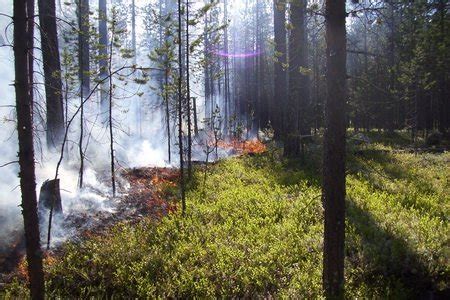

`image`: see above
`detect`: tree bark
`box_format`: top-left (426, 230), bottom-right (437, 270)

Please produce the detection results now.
top-left (78, 0), bottom-right (90, 97)
top-left (77, 0), bottom-right (89, 189)
top-left (186, 0), bottom-right (192, 179)
top-left (14, 0), bottom-right (45, 298)
top-left (177, 0), bottom-right (186, 215)
top-left (322, 0), bottom-right (347, 297)
top-left (38, 0), bottom-right (65, 149)
top-left (285, 0), bottom-right (309, 157)
top-left (223, 0), bottom-right (230, 136)
top-left (99, 0), bottom-right (108, 112)
top-left (273, 0), bottom-right (287, 139)
top-left (131, 0), bottom-right (137, 65)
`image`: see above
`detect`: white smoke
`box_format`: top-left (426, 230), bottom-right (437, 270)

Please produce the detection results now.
top-left (0, 0), bottom-right (171, 250)
top-left (0, 0), bottom-right (22, 250)
top-left (0, 0), bottom-right (230, 250)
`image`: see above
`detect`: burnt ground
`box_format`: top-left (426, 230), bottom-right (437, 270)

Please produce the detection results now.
top-left (0, 166), bottom-right (179, 289)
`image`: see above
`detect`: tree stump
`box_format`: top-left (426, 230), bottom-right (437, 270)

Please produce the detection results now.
top-left (38, 179), bottom-right (63, 214)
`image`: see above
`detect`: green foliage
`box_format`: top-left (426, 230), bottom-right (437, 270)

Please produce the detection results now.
top-left (6, 134), bottom-right (449, 298)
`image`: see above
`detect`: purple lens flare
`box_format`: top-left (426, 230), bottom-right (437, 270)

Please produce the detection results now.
top-left (211, 50), bottom-right (262, 58)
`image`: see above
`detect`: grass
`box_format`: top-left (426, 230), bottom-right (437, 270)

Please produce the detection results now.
top-left (4, 133), bottom-right (450, 298)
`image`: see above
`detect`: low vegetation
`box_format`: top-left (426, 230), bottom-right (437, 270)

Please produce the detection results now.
top-left (5, 133), bottom-right (449, 298)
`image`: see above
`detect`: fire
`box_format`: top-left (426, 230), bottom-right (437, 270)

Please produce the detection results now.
top-left (16, 257), bottom-right (28, 281)
top-left (151, 175), bottom-right (177, 187)
top-left (217, 139), bottom-right (267, 155)
top-left (123, 167), bottom-right (179, 217)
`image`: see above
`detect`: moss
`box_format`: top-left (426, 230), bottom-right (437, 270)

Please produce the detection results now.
top-left (6, 132), bottom-right (449, 298)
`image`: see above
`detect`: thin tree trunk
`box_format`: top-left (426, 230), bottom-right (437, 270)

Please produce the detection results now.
top-left (204, 0), bottom-right (211, 121)
top-left (177, 0), bottom-right (186, 215)
top-left (78, 0), bottom-right (89, 189)
top-left (322, 0), bottom-right (347, 297)
top-left (131, 0), bottom-right (141, 137)
top-left (165, 70), bottom-right (171, 163)
top-left (108, 16), bottom-right (116, 197)
top-left (186, 0), bottom-right (192, 179)
top-left (193, 96), bottom-right (198, 135)
top-left (99, 0), bottom-right (108, 112)
top-left (38, 0), bottom-right (65, 149)
top-left (14, 0), bottom-right (45, 298)
top-left (223, 0), bottom-right (230, 136)
top-left (78, 0), bottom-right (90, 96)
top-left (131, 0), bottom-right (137, 65)
top-left (273, 0), bottom-right (287, 139)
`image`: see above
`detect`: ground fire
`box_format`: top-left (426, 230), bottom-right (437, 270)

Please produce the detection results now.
top-left (217, 139), bottom-right (267, 155)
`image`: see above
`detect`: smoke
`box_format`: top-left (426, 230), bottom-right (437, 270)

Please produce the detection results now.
top-left (0, 0), bottom-right (170, 250)
top-left (0, 0), bottom-right (236, 251)
top-left (0, 0), bottom-right (22, 251)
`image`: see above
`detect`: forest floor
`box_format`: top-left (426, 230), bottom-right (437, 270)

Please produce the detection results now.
top-left (3, 131), bottom-right (450, 298)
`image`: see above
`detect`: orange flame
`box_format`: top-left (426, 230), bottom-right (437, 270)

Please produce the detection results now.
top-left (217, 139), bottom-right (266, 155)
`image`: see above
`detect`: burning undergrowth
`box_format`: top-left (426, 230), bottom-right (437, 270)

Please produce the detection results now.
top-left (217, 139), bottom-right (267, 155)
top-left (54, 167), bottom-right (179, 244)
top-left (0, 166), bottom-right (180, 289)
top-left (0, 137), bottom-right (266, 289)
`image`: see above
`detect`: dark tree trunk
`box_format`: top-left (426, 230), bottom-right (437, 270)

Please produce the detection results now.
top-left (322, 0), bottom-right (347, 297)
top-left (438, 0), bottom-right (448, 133)
top-left (177, 0), bottom-right (186, 215)
top-left (193, 96), bottom-right (199, 135)
top-left (273, 0), bottom-right (287, 139)
top-left (78, 0), bottom-right (90, 97)
top-left (223, 0), bottom-right (230, 136)
top-left (285, 0), bottom-right (309, 157)
top-left (186, 0), bottom-right (192, 179)
top-left (77, 0), bottom-right (89, 189)
top-left (27, 0), bottom-right (34, 117)
top-left (108, 16), bottom-right (116, 197)
top-left (204, 0), bottom-right (211, 120)
top-left (99, 0), bottom-right (108, 111)
top-left (165, 70), bottom-right (171, 163)
top-left (14, 0), bottom-right (45, 298)
top-left (38, 0), bottom-right (65, 149)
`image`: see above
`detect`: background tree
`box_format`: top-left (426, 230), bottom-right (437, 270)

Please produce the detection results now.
top-left (273, 0), bottom-right (287, 139)
top-left (77, 0), bottom-right (90, 189)
top-left (38, 0), bottom-right (65, 149)
top-left (284, 0), bottom-right (309, 157)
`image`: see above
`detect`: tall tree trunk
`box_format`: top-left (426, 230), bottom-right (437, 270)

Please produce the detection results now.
top-left (108, 11), bottom-right (116, 197)
top-left (165, 70), bottom-right (171, 163)
top-left (99, 0), bottom-right (108, 112)
top-left (177, 0), bottom-right (186, 215)
top-left (223, 0), bottom-right (230, 136)
top-left (78, 0), bottom-right (90, 97)
top-left (27, 0), bottom-right (34, 117)
top-left (131, 0), bottom-right (137, 65)
top-left (322, 0), bottom-right (347, 297)
top-left (131, 0), bottom-right (141, 136)
top-left (77, 0), bottom-right (89, 189)
top-left (14, 0), bottom-right (45, 298)
top-left (273, 0), bottom-right (287, 139)
top-left (186, 0), bottom-right (192, 178)
top-left (285, 0), bottom-right (309, 157)
top-left (38, 0), bottom-right (65, 149)
top-left (204, 0), bottom-right (211, 120)
top-left (438, 0), bottom-right (448, 133)
top-left (254, 0), bottom-right (261, 133)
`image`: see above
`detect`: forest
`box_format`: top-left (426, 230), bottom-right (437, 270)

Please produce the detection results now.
top-left (0, 0), bottom-right (449, 298)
